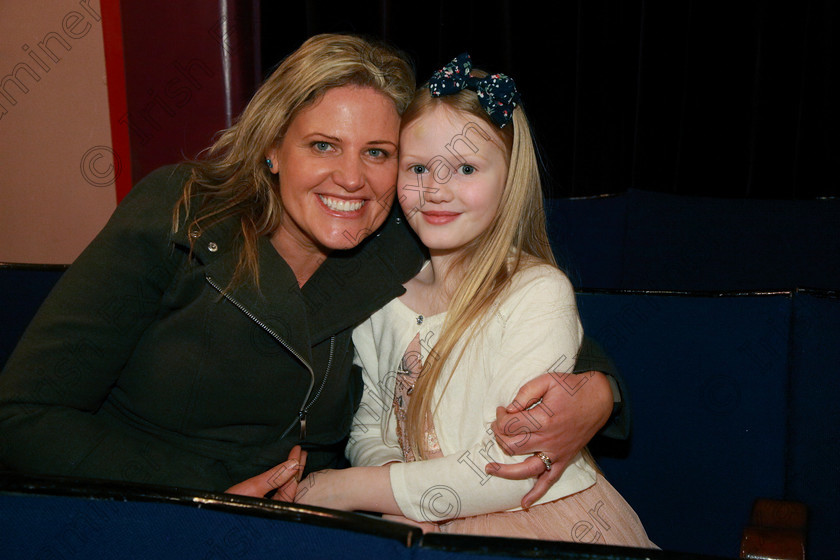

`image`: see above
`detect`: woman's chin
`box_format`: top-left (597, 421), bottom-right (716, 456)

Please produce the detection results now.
top-left (319, 224), bottom-right (379, 251)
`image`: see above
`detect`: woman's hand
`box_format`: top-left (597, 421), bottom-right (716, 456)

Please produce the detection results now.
top-left (225, 445), bottom-right (307, 502)
top-left (487, 370), bottom-right (612, 507)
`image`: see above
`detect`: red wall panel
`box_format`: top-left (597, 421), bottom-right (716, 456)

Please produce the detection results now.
top-left (102, 0), bottom-right (259, 200)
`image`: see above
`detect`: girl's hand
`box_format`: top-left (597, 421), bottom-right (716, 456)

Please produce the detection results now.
top-left (225, 445), bottom-right (307, 502)
top-left (487, 371), bottom-right (612, 507)
top-left (381, 513), bottom-right (440, 533)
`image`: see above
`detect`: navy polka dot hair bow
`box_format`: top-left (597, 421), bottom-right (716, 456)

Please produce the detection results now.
top-left (428, 52), bottom-right (521, 127)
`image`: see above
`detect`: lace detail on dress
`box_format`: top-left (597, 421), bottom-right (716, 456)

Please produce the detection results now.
top-left (393, 333), bottom-right (443, 462)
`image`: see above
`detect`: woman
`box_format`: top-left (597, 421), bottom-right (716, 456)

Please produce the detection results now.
top-left (0, 34), bottom-right (620, 497)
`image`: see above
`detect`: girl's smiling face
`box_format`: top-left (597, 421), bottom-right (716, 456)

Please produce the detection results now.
top-left (398, 105), bottom-right (509, 257)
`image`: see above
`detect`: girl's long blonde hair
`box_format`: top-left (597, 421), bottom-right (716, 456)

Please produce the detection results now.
top-left (172, 33), bottom-right (415, 288)
top-left (403, 77), bottom-right (558, 458)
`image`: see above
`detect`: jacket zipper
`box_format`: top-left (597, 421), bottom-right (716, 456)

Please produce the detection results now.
top-left (298, 336), bottom-right (334, 440)
top-left (206, 274), bottom-right (330, 441)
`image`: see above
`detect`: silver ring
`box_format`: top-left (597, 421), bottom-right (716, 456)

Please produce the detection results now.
top-left (535, 452), bottom-right (552, 472)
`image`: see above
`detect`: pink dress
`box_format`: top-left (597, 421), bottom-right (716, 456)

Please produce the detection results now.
top-left (393, 332), bottom-right (656, 547)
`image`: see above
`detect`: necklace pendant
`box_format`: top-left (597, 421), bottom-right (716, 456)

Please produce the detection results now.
top-left (416, 314), bottom-right (424, 325)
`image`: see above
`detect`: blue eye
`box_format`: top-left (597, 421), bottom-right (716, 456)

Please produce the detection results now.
top-left (460, 164), bottom-right (476, 175)
top-left (410, 164), bottom-right (427, 174)
top-left (313, 141), bottom-right (332, 152)
top-left (368, 148), bottom-right (390, 158)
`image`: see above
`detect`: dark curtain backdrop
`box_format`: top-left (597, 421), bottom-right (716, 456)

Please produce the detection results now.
top-left (260, 1), bottom-right (837, 200)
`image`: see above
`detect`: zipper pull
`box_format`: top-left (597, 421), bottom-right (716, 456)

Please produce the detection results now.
top-left (299, 410), bottom-right (307, 440)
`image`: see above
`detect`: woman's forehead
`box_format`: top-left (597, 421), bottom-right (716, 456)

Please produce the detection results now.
top-left (287, 85), bottom-right (400, 142)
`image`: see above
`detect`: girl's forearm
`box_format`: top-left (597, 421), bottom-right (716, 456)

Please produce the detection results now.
top-left (297, 465), bottom-right (402, 515)
top-left (349, 466), bottom-right (402, 514)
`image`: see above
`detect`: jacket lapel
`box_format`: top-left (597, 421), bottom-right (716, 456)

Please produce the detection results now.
top-left (174, 216), bottom-right (314, 367)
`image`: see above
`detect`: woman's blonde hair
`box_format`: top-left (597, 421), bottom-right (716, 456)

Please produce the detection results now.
top-left (403, 74), bottom-right (558, 458)
top-left (173, 33), bottom-right (415, 287)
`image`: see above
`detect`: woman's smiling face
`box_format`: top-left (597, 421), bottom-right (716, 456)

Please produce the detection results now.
top-left (397, 104), bottom-right (508, 257)
top-left (267, 85), bottom-right (401, 257)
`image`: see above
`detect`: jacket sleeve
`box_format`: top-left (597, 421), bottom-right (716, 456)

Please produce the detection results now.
top-left (388, 268), bottom-right (596, 522)
top-left (346, 318), bottom-right (404, 467)
top-left (575, 336), bottom-right (631, 440)
top-left (0, 166), bottom-right (229, 487)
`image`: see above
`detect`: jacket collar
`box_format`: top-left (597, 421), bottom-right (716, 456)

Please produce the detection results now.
top-left (303, 209), bottom-right (425, 344)
top-left (172, 205), bottom-right (425, 355)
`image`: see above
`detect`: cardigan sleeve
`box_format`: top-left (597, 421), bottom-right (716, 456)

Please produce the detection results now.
top-left (388, 266), bottom-right (596, 522)
top-left (0, 166), bottom-right (230, 486)
top-left (346, 318), bottom-right (405, 467)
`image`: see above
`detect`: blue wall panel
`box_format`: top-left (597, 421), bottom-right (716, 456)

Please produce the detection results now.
top-left (787, 292), bottom-right (840, 559)
top-left (576, 292), bottom-right (791, 556)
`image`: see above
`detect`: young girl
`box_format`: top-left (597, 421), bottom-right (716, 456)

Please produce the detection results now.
top-left (295, 53), bottom-right (654, 547)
